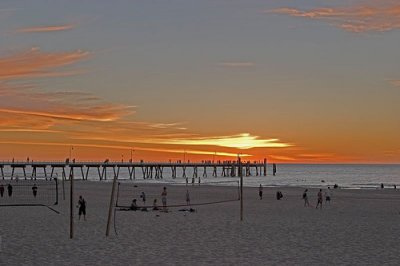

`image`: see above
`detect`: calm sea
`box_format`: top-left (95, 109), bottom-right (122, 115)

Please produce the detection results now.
top-left (2, 164), bottom-right (399, 189)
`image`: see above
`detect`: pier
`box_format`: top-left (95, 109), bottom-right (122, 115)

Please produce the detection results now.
top-left (0, 159), bottom-right (268, 180)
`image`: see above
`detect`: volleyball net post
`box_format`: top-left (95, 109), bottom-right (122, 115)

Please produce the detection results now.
top-left (69, 168), bottom-right (74, 239)
top-left (106, 171), bottom-right (118, 237)
top-left (239, 156), bottom-right (243, 221)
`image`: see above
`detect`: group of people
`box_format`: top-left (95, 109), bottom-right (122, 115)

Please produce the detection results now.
top-left (128, 186), bottom-right (172, 212)
top-left (258, 185), bottom-right (283, 200)
top-left (258, 184), bottom-right (333, 209)
top-left (0, 183), bottom-right (38, 198)
top-left (302, 187), bottom-right (332, 209)
top-left (0, 183), bottom-right (13, 197)
top-left (127, 187), bottom-right (193, 213)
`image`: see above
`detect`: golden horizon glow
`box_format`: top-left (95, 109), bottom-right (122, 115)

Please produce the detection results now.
top-left (0, 141), bottom-right (250, 160)
top-left (151, 133), bottom-right (291, 149)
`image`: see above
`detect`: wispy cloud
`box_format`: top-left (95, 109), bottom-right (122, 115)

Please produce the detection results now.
top-left (266, 2), bottom-right (400, 33)
top-left (388, 80), bottom-right (400, 86)
top-left (0, 106), bottom-right (133, 122)
top-left (217, 62), bottom-right (255, 68)
top-left (0, 47), bottom-right (88, 80)
top-left (0, 81), bottom-right (135, 122)
top-left (16, 24), bottom-right (75, 33)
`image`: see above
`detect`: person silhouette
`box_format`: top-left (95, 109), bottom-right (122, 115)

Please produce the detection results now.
top-left (302, 189), bottom-right (309, 207)
top-left (316, 189), bottom-right (323, 209)
top-left (186, 190), bottom-right (190, 206)
top-left (7, 184), bottom-right (13, 197)
top-left (77, 195), bottom-right (87, 221)
top-left (161, 187), bottom-right (167, 212)
top-left (32, 184), bottom-right (38, 197)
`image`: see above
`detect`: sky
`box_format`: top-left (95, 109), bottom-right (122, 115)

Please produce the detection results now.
top-left (0, 0), bottom-right (399, 163)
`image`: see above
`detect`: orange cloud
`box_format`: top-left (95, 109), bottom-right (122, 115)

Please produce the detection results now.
top-left (0, 112), bottom-right (55, 129)
top-left (0, 106), bottom-right (133, 122)
top-left (0, 47), bottom-right (88, 80)
top-left (0, 83), bottom-right (134, 123)
top-left (16, 24), bottom-right (75, 33)
top-left (267, 2), bottom-right (400, 33)
top-left (389, 80), bottom-right (400, 86)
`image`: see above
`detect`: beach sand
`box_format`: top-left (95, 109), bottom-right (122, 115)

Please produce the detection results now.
top-left (0, 181), bottom-right (399, 265)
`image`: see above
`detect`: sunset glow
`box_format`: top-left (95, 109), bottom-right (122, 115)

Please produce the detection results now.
top-left (0, 0), bottom-right (399, 163)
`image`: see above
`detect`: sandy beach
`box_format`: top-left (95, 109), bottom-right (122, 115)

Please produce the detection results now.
top-left (0, 181), bottom-right (399, 265)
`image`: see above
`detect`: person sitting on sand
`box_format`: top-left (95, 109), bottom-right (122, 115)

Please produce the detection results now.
top-left (259, 184), bottom-right (263, 200)
top-left (152, 199), bottom-right (159, 211)
top-left (276, 191), bottom-right (283, 200)
top-left (130, 199), bottom-right (138, 211)
top-left (316, 189), bottom-right (323, 209)
top-left (302, 189), bottom-right (309, 207)
top-left (0, 183), bottom-right (4, 197)
top-left (32, 184), bottom-right (38, 198)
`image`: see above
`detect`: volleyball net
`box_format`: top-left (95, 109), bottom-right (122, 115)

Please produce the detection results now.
top-left (115, 180), bottom-right (240, 210)
top-left (0, 178), bottom-right (59, 213)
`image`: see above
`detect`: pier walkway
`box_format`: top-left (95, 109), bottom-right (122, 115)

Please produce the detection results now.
top-left (0, 159), bottom-right (268, 180)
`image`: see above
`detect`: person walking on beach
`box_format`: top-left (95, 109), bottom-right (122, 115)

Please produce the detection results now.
top-left (32, 184), bottom-right (38, 197)
top-left (77, 195), bottom-right (86, 221)
top-left (0, 183), bottom-right (4, 197)
top-left (259, 184), bottom-right (263, 200)
top-left (316, 189), bottom-right (323, 209)
top-left (325, 187), bottom-right (331, 204)
top-left (140, 191), bottom-right (146, 205)
top-left (186, 190), bottom-right (190, 206)
top-left (161, 187), bottom-right (167, 212)
top-left (7, 183), bottom-right (13, 197)
top-left (302, 189), bottom-right (309, 207)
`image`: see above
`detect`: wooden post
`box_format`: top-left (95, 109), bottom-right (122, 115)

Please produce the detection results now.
top-left (263, 158), bottom-right (267, 176)
top-left (69, 168), bottom-right (74, 239)
top-left (239, 157), bottom-right (243, 221)
top-left (106, 171), bottom-right (118, 237)
top-left (62, 172), bottom-right (65, 201)
top-left (55, 177), bottom-right (59, 205)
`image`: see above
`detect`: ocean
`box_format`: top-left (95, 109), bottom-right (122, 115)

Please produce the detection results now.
top-left (151, 164), bottom-right (400, 189)
top-left (2, 163), bottom-right (398, 189)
